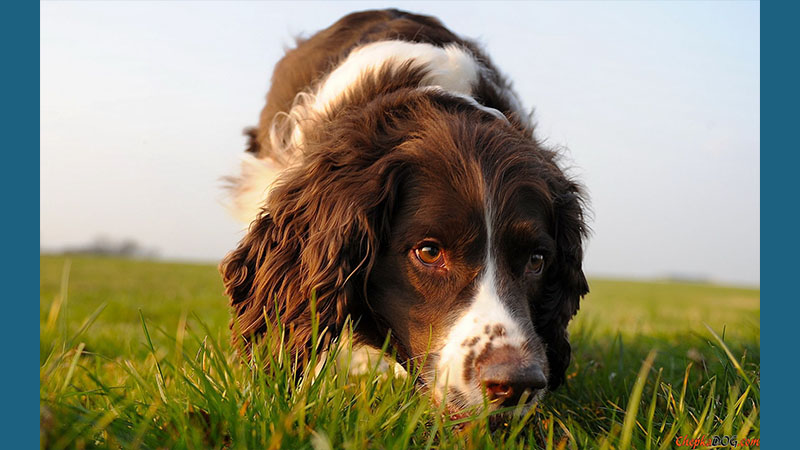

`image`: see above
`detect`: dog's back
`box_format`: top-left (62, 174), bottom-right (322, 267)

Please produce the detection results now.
top-left (247, 9), bottom-right (521, 160)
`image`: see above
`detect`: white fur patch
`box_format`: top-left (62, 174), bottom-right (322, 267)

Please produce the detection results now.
top-left (313, 40), bottom-right (481, 114)
top-left (227, 153), bottom-right (284, 225)
top-left (314, 337), bottom-right (408, 380)
top-left (418, 86), bottom-right (510, 123)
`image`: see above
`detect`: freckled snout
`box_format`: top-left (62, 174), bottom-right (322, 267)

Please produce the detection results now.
top-left (479, 348), bottom-right (547, 406)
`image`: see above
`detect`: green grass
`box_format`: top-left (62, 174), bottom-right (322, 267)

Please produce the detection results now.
top-left (40, 255), bottom-right (760, 449)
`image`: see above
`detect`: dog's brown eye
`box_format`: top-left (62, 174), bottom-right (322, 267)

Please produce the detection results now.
top-left (415, 243), bottom-right (445, 267)
top-left (526, 254), bottom-right (545, 275)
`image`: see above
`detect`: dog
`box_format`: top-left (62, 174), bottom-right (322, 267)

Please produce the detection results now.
top-left (221, 9), bottom-right (589, 413)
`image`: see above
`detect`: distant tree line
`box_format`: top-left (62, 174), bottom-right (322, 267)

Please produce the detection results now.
top-left (52, 236), bottom-right (160, 259)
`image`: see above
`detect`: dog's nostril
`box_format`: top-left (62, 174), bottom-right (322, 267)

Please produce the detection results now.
top-left (481, 362), bottom-right (547, 406)
top-left (485, 381), bottom-right (513, 400)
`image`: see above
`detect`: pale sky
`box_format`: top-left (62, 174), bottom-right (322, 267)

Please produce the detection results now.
top-left (40, 1), bottom-right (760, 286)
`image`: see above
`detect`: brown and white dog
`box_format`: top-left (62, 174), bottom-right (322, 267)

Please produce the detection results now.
top-left (221, 9), bottom-right (589, 413)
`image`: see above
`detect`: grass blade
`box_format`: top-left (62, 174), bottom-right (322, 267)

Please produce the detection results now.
top-left (619, 350), bottom-right (657, 450)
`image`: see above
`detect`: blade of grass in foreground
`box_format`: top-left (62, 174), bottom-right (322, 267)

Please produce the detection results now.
top-left (139, 310), bottom-right (170, 404)
top-left (619, 350), bottom-right (657, 450)
top-left (704, 323), bottom-right (759, 401)
top-left (644, 368), bottom-right (663, 450)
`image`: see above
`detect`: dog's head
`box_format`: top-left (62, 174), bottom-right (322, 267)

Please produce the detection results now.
top-left (221, 89), bottom-right (588, 412)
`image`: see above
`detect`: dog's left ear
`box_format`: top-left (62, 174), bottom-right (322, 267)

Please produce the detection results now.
top-left (536, 182), bottom-right (590, 389)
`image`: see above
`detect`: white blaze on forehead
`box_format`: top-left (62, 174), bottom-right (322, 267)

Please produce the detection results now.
top-left (434, 201), bottom-right (528, 404)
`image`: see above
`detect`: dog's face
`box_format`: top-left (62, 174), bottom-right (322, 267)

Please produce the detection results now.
top-left (221, 92), bottom-right (588, 413)
top-left (368, 155), bottom-right (555, 408)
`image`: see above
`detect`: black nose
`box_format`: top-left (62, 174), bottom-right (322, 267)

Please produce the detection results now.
top-left (480, 360), bottom-right (547, 406)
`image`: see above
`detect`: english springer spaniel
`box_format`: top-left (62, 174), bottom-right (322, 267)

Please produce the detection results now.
top-left (221, 9), bottom-right (589, 414)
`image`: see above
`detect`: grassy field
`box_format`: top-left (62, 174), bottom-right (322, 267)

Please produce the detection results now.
top-left (40, 255), bottom-right (760, 449)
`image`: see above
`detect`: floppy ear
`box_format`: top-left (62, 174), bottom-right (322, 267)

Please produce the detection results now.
top-left (219, 120), bottom-right (407, 366)
top-left (535, 183), bottom-right (590, 389)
